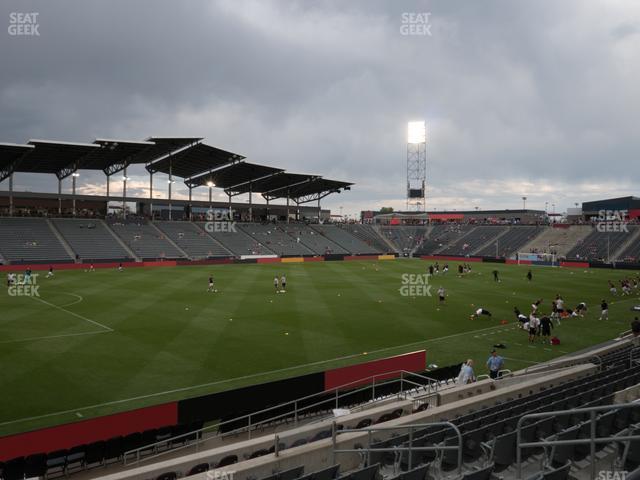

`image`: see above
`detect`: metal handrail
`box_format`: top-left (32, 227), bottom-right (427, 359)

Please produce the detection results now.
top-left (331, 421), bottom-right (463, 475)
top-left (523, 352), bottom-right (601, 374)
top-left (123, 369), bottom-right (440, 464)
top-left (515, 402), bottom-right (640, 479)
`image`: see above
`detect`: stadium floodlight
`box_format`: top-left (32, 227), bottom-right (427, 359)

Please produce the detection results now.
top-left (167, 179), bottom-right (175, 184)
top-left (407, 121), bottom-right (426, 144)
top-left (71, 172), bottom-right (80, 177)
top-left (206, 181), bottom-right (215, 187)
top-left (122, 176), bottom-right (130, 181)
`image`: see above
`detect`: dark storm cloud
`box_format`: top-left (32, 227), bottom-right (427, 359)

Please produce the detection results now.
top-left (1, 0), bottom-right (638, 215)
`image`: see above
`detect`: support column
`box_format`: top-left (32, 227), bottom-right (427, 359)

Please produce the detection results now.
top-left (122, 166), bottom-right (127, 219)
top-left (72, 173), bottom-right (77, 217)
top-left (168, 161), bottom-right (173, 221)
top-left (249, 184), bottom-right (253, 222)
top-left (296, 201), bottom-right (300, 222)
top-left (266, 197), bottom-right (270, 219)
top-left (58, 178), bottom-right (62, 215)
top-left (9, 173), bottom-right (14, 217)
top-left (106, 173), bottom-right (110, 217)
top-left (228, 192), bottom-right (232, 220)
top-left (149, 172), bottom-right (153, 219)
top-left (317, 198), bottom-right (321, 222)
top-left (286, 191), bottom-right (290, 224)
top-left (209, 186), bottom-right (212, 209)
top-left (188, 187), bottom-right (192, 221)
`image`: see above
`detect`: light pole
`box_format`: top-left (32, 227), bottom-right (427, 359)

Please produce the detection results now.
top-left (522, 196), bottom-right (527, 210)
top-left (545, 202), bottom-right (548, 213)
top-left (71, 172), bottom-right (80, 217)
top-left (207, 181), bottom-right (214, 210)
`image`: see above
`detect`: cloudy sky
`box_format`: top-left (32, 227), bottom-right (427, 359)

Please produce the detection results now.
top-left (1, 0), bottom-right (639, 216)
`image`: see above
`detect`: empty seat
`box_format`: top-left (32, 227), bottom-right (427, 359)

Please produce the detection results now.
top-left (341, 463), bottom-right (379, 480)
top-left (187, 463), bottom-right (210, 475)
top-left (459, 463), bottom-right (495, 480)
top-left (24, 453), bottom-right (47, 478)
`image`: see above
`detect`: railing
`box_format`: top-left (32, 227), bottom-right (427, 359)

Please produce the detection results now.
top-left (523, 353), bottom-right (602, 374)
top-left (123, 369), bottom-right (440, 465)
top-left (515, 403), bottom-right (640, 479)
top-left (331, 422), bottom-right (463, 475)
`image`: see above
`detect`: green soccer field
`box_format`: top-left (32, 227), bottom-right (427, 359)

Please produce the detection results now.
top-left (1, 260), bottom-right (638, 436)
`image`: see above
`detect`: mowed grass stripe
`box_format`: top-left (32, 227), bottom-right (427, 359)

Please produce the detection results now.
top-left (0, 260), bottom-right (637, 435)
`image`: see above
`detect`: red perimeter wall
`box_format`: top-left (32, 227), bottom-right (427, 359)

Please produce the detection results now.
top-left (324, 350), bottom-right (426, 391)
top-left (0, 403), bottom-right (177, 461)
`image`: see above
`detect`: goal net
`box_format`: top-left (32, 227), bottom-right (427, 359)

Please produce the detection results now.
top-left (516, 252), bottom-right (558, 266)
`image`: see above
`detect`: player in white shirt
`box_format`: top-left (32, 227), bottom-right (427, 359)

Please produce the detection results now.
top-left (46, 266), bottom-right (54, 278)
top-left (471, 308), bottom-right (492, 320)
top-left (528, 314), bottom-right (540, 343)
top-left (281, 275), bottom-right (287, 292)
top-left (274, 276), bottom-right (279, 292)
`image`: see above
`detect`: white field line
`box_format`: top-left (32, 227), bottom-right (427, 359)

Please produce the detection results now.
top-left (0, 330), bottom-right (109, 345)
top-left (31, 295), bottom-right (113, 332)
top-left (0, 322), bottom-right (516, 428)
top-left (57, 293), bottom-right (84, 308)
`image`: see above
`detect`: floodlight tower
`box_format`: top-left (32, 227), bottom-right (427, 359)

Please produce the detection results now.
top-left (406, 121), bottom-right (427, 211)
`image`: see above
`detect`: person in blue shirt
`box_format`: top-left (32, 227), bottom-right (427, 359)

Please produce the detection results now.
top-left (486, 350), bottom-right (505, 379)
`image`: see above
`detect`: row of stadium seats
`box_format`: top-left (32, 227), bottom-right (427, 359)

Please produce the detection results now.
top-left (340, 225), bottom-right (393, 253)
top-left (437, 226), bottom-right (509, 256)
top-left (0, 217), bottom-right (72, 263)
top-left (0, 421), bottom-right (203, 480)
top-left (475, 226), bottom-right (542, 257)
top-left (51, 218), bottom-right (132, 261)
top-left (2, 217), bottom-right (640, 263)
top-left (379, 226), bottom-right (430, 254)
top-left (106, 218), bottom-right (185, 260)
top-left (154, 221), bottom-right (231, 258)
top-left (566, 226), bottom-right (639, 262)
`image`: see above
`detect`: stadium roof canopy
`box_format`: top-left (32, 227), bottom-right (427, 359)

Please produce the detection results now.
top-left (81, 139), bottom-right (156, 175)
top-left (230, 172), bottom-right (318, 196)
top-left (0, 143), bottom-right (34, 182)
top-left (20, 140), bottom-right (101, 179)
top-left (185, 162), bottom-right (283, 190)
top-left (280, 178), bottom-right (353, 202)
top-left (146, 142), bottom-right (245, 179)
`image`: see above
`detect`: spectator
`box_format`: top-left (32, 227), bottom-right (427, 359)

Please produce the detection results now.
top-left (486, 350), bottom-right (505, 379)
top-left (457, 359), bottom-right (476, 384)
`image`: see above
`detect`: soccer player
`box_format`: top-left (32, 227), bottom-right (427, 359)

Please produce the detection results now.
top-left (555, 295), bottom-right (565, 315)
top-left (514, 307), bottom-right (528, 328)
top-left (437, 286), bottom-right (446, 304)
top-left (89, 264), bottom-right (95, 272)
top-left (118, 263), bottom-right (124, 272)
top-left (46, 266), bottom-right (54, 278)
top-left (599, 300), bottom-right (609, 320)
top-left (24, 268), bottom-right (32, 285)
top-left (526, 270), bottom-right (533, 282)
top-left (540, 315), bottom-right (554, 343)
top-left (528, 314), bottom-right (540, 343)
top-left (281, 274), bottom-right (287, 292)
top-left (608, 281), bottom-right (617, 296)
top-left (575, 302), bottom-right (587, 317)
top-left (471, 308), bottom-right (492, 320)
top-left (7, 272), bottom-right (15, 287)
top-left (207, 275), bottom-right (215, 292)
top-left (531, 299), bottom-right (542, 315)
top-left (274, 275), bottom-right (279, 292)
top-left (492, 270), bottom-right (499, 282)
top-left (443, 264), bottom-right (449, 274)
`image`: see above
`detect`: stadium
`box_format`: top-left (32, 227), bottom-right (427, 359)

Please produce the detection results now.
top-left (1, 2), bottom-right (639, 480)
